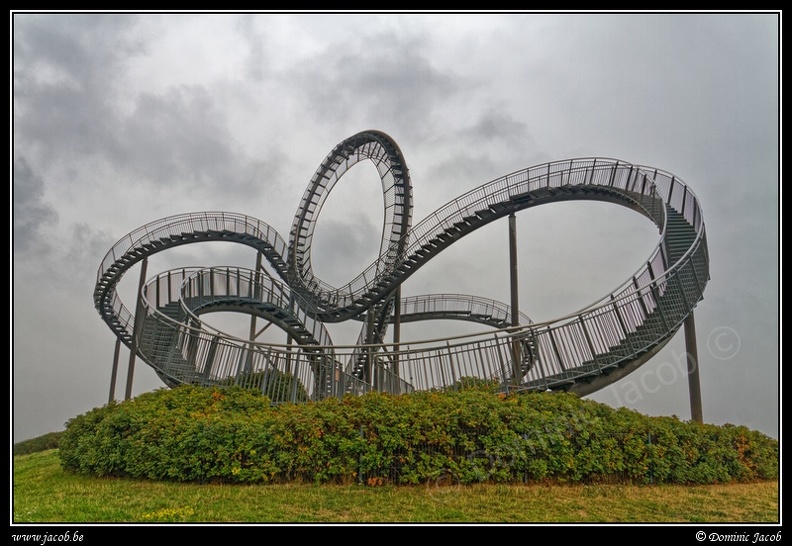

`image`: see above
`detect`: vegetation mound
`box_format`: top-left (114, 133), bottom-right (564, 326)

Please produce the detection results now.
top-left (58, 385), bottom-right (778, 485)
top-left (13, 431), bottom-right (64, 455)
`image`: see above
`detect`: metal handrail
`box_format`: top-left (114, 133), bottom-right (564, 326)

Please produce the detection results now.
top-left (94, 131), bottom-right (708, 399)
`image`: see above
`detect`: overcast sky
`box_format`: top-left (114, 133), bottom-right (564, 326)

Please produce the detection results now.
top-left (12, 12), bottom-right (779, 444)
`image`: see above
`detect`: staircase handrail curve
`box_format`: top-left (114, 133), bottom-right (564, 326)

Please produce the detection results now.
top-left (94, 133), bottom-right (709, 396)
top-left (138, 267), bottom-right (247, 344)
top-left (288, 158), bottom-right (704, 322)
top-left (96, 160), bottom-right (705, 349)
top-left (130, 241), bottom-right (701, 354)
top-left (340, 291), bottom-right (536, 374)
top-left (288, 130), bottom-right (413, 292)
top-left (95, 211), bottom-right (290, 286)
top-left (135, 266), bottom-right (334, 349)
top-left (137, 267), bottom-right (349, 393)
top-left (97, 160), bottom-right (701, 334)
top-left (553, 165), bottom-right (708, 326)
top-left (122, 246), bottom-right (702, 395)
top-left (395, 293), bottom-right (534, 326)
top-left (93, 212), bottom-right (293, 329)
top-left (294, 159), bottom-right (616, 308)
top-left (335, 158), bottom-right (641, 301)
top-left (299, 164), bottom-right (700, 343)
top-left (179, 266), bottom-right (334, 348)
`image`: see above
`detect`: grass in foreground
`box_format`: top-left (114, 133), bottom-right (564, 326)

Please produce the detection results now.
top-left (13, 450), bottom-right (779, 523)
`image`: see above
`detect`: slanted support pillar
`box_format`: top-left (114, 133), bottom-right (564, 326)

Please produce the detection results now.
top-left (125, 258), bottom-right (148, 400)
top-left (108, 338), bottom-right (121, 404)
top-left (684, 311), bottom-right (703, 423)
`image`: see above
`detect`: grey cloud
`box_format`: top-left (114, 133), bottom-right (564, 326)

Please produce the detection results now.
top-left (11, 13), bottom-right (780, 443)
top-left (13, 157), bottom-right (58, 254)
top-left (64, 223), bottom-right (118, 282)
top-left (13, 14), bottom-right (143, 167)
top-left (309, 216), bottom-right (381, 288)
top-left (120, 86), bottom-right (242, 187)
top-left (425, 152), bottom-right (500, 194)
top-left (235, 16), bottom-right (269, 82)
top-left (291, 30), bottom-right (459, 136)
top-left (462, 109), bottom-right (529, 144)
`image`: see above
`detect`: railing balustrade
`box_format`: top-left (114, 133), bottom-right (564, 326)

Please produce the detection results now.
top-left (95, 141), bottom-right (708, 401)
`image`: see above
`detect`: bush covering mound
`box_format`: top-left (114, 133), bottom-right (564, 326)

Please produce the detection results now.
top-left (13, 431), bottom-right (64, 455)
top-left (58, 385), bottom-right (778, 485)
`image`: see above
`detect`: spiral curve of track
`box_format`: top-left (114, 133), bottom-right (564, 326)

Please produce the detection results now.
top-left (94, 130), bottom-right (709, 401)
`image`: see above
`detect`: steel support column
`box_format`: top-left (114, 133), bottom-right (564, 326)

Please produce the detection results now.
top-left (125, 257), bottom-right (148, 400)
top-left (509, 212), bottom-right (522, 384)
top-left (365, 311), bottom-right (375, 386)
top-left (393, 286), bottom-right (401, 379)
top-left (246, 252), bottom-right (264, 373)
top-left (108, 338), bottom-right (121, 404)
top-left (684, 311), bottom-right (703, 423)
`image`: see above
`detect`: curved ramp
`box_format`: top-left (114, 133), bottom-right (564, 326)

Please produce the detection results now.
top-left (95, 131), bottom-right (709, 401)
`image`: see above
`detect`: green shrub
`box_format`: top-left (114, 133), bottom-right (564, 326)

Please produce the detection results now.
top-left (58, 386), bottom-right (779, 486)
top-left (221, 369), bottom-right (309, 403)
top-left (13, 431), bottom-right (64, 456)
top-left (448, 376), bottom-right (502, 393)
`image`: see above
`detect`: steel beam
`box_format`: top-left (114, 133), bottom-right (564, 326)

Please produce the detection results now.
top-left (125, 257), bottom-right (148, 400)
top-left (684, 311), bottom-right (704, 423)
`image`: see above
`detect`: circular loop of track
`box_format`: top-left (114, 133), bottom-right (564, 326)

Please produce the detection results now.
top-left (94, 132), bottom-right (709, 397)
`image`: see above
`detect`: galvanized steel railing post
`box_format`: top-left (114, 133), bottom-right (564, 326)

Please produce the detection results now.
top-left (446, 341), bottom-right (458, 390)
top-left (95, 145), bottom-right (709, 416)
top-left (579, 315), bottom-right (599, 370)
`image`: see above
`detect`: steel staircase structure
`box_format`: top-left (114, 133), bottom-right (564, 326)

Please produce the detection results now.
top-left (95, 131), bottom-right (709, 407)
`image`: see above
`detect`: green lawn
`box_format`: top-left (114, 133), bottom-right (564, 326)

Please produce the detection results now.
top-left (12, 450), bottom-right (780, 524)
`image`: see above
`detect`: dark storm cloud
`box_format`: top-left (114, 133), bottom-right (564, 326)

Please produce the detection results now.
top-left (12, 157), bottom-right (58, 254)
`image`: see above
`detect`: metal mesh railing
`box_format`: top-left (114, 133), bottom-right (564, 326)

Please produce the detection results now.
top-left (95, 140), bottom-right (709, 401)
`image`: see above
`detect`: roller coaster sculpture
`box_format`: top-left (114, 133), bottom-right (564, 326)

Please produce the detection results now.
top-left (95, 131), bottom-right (710, 413)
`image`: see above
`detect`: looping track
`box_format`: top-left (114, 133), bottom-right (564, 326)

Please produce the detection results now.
top-left (95, 131), bottom-right (709, 401)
